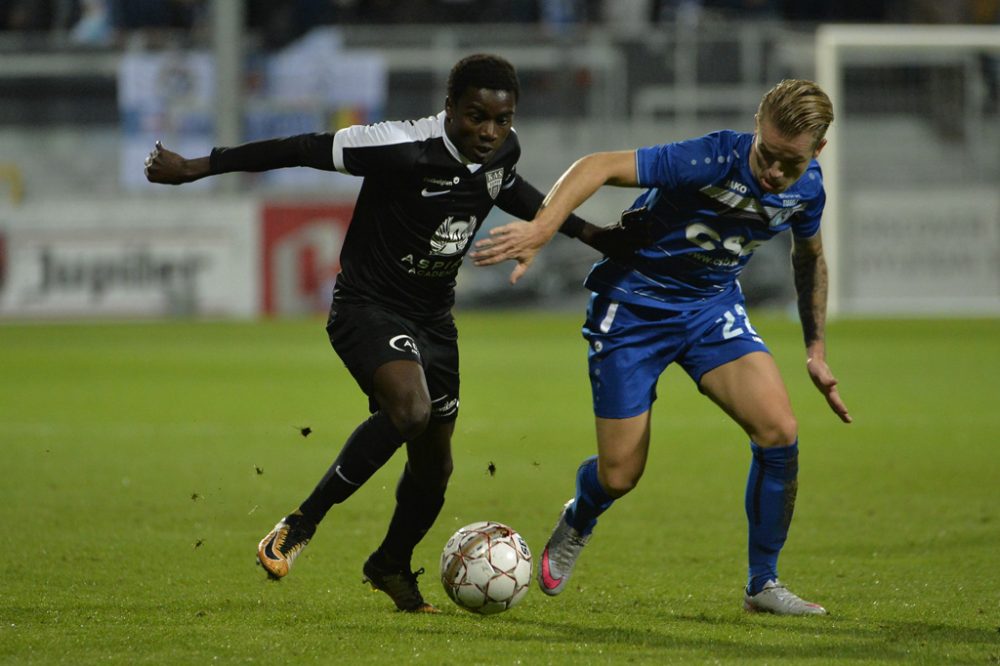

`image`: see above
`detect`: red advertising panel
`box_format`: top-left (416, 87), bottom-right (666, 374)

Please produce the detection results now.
top-left (262, 203), bottom-right (353, 316)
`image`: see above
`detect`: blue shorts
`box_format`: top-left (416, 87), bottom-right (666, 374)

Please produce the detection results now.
top-left (583, 293), bottom-right (770, 419)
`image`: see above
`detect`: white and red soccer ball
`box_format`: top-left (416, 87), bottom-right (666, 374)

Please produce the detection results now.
top-left (440, 521), bottom-right (532, 615)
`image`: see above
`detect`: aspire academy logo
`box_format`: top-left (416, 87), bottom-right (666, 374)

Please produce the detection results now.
top-left (429, 215), bottom-right (478, 256)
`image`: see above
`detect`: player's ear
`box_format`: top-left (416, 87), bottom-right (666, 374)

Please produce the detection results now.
top-left (444, 97), bottom-right (454, 123)
top-left (813, 137), bottom-right (828, 157)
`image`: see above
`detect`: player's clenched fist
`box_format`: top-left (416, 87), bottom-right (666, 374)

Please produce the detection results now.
top-left (144, 141), bottom-right (209, 185)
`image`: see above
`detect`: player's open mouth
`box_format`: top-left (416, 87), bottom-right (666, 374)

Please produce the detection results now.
top-left (475, 145), bottom-right (494, 159)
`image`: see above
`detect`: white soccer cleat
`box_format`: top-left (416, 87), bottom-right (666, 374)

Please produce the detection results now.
top-left (743, 579), bottom-right (827, 616)
top-left (537, 500), bottom-right (590, 596)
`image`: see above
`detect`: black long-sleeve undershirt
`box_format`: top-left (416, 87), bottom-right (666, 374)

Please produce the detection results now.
top-left (209, 133), bottom-right (335, 174)
top-left (207, 132), bottom-right (588, 238)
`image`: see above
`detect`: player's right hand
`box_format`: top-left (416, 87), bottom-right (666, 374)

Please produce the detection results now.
top-left (144, 141), bottom-right (191, 185)
top-left (471, 220), bottom-right (547, 284)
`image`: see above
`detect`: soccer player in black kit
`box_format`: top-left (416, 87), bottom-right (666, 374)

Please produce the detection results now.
top-left (145, 54), bottom-right (631, 612)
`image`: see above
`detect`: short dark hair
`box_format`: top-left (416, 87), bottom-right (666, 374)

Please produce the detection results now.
top-left (447, 54), bottom-right (520, 103)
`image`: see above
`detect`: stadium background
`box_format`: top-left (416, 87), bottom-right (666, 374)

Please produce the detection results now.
top-left (1, 0), bottom-right (997, 320)
top-left (1, 3), bottom-right (999, 664)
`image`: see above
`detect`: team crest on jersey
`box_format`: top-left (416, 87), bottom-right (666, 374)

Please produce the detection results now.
top-left (768, 207), bottom-right (798, 227)
top-left (429, 215), bottom-right (479, 256)
top-left (485, 168), bottom-right (504, 200)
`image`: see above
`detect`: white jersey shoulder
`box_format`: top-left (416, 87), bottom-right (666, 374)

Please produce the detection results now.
top-left (332, 113), bottom-right (444, 173)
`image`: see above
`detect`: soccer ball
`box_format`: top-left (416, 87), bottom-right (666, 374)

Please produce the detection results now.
top-left (440, 521), bottom-right (532, 615)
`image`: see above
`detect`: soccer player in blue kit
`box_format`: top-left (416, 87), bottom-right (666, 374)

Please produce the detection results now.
top-left (472, 79), bottom-right (852, 615)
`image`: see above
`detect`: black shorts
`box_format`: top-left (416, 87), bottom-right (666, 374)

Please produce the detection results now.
top-left (326, 302), bottom-right (460, 422)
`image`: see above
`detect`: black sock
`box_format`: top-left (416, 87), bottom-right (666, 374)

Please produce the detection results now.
top-left (375, 466), bottom-right (446, 569)
top-left (298, 411), bottom-right (405, 524)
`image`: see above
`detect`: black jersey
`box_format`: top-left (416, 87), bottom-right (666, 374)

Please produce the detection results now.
top-left (208, 111), bottom-right (569, 320)
top-left (331, 111), bottom-right (523, 321)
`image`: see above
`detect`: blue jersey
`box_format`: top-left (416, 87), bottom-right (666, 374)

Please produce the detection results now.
top-left (584, 130), bottom-right (824, 310)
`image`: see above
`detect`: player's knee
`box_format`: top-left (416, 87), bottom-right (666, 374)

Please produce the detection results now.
top-left (752, 415), bottom-right (798, 447)
top-left (599, 466), bottom-right (642, 498)
top-left (385, 398), bottom-right (431, 440)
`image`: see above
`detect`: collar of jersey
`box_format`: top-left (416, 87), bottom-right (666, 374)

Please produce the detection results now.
top-left (437, 111), bottom-right (483, 174)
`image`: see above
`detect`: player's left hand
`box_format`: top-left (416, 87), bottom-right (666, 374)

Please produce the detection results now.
top-left (471, 221), bottom-right (548, 284)
top-left (806, 357), bottom-right (852, 423)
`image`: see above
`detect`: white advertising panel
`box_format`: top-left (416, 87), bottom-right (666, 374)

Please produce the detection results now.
top-left (0, 199), bottom-right (258, 319)
top-left (118, 31), bottom-right (386, 193)
top-left (842, 189), bottom-right (1000, 314)
top-left (119, 52), bottom-right (216, 192)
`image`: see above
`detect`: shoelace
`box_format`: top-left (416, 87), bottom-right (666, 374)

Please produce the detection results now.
top-left (379, 567), bottom-right (425, 588)
top-left (765, 584), bottom-right (808, 606)
top-left (770, 584), bottom-right (792, 598)
top-left (380, 567), bottom-right (426, 606)
top-left (283, 537), bottom-right (309, 559)
top-left (278, 520), bottom-right (314, 556)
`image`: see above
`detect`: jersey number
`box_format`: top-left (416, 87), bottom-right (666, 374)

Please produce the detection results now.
top-left (722, 304), bottom-right (758, 340)
top-left (686, 223), bottom-right (763, 256)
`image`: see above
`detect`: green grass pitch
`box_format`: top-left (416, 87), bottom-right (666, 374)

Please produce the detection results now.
top-left (1, 312), bottom-right (998, 664)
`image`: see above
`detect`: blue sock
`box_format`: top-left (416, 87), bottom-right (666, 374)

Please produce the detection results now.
top-left (745, 440), bottom-right (799, 595)
top-left (564, 456), bottom-right (615, 536)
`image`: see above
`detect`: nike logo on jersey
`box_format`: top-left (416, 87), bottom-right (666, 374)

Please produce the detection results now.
top-left (421, 188), bottom-right (452, 197)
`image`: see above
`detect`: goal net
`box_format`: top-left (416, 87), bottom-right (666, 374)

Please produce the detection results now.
top-left (815, 25), bottom-right (1000, 316)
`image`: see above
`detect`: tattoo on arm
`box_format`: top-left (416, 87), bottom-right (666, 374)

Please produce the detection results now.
top-left (792, 243), bottom-right (828, 347)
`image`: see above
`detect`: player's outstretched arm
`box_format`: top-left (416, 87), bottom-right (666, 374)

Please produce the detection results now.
top-left (145, 141), bottom-right (211, 185)
top-left (492, 175), bottom-right (644, 260)
top-left (792, 233), bottom-right (852, 424)
top-left (472, 150), bottom-right (638, 284)
top-left (145, 134), bottom-right (336, 186)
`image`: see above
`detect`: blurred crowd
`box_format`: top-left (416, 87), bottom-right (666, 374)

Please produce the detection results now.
top-left (1, 0), bottom-right (998, 47)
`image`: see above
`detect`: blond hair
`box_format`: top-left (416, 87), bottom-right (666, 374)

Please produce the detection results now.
top-left (757, 79), bottom-right (834, 147)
